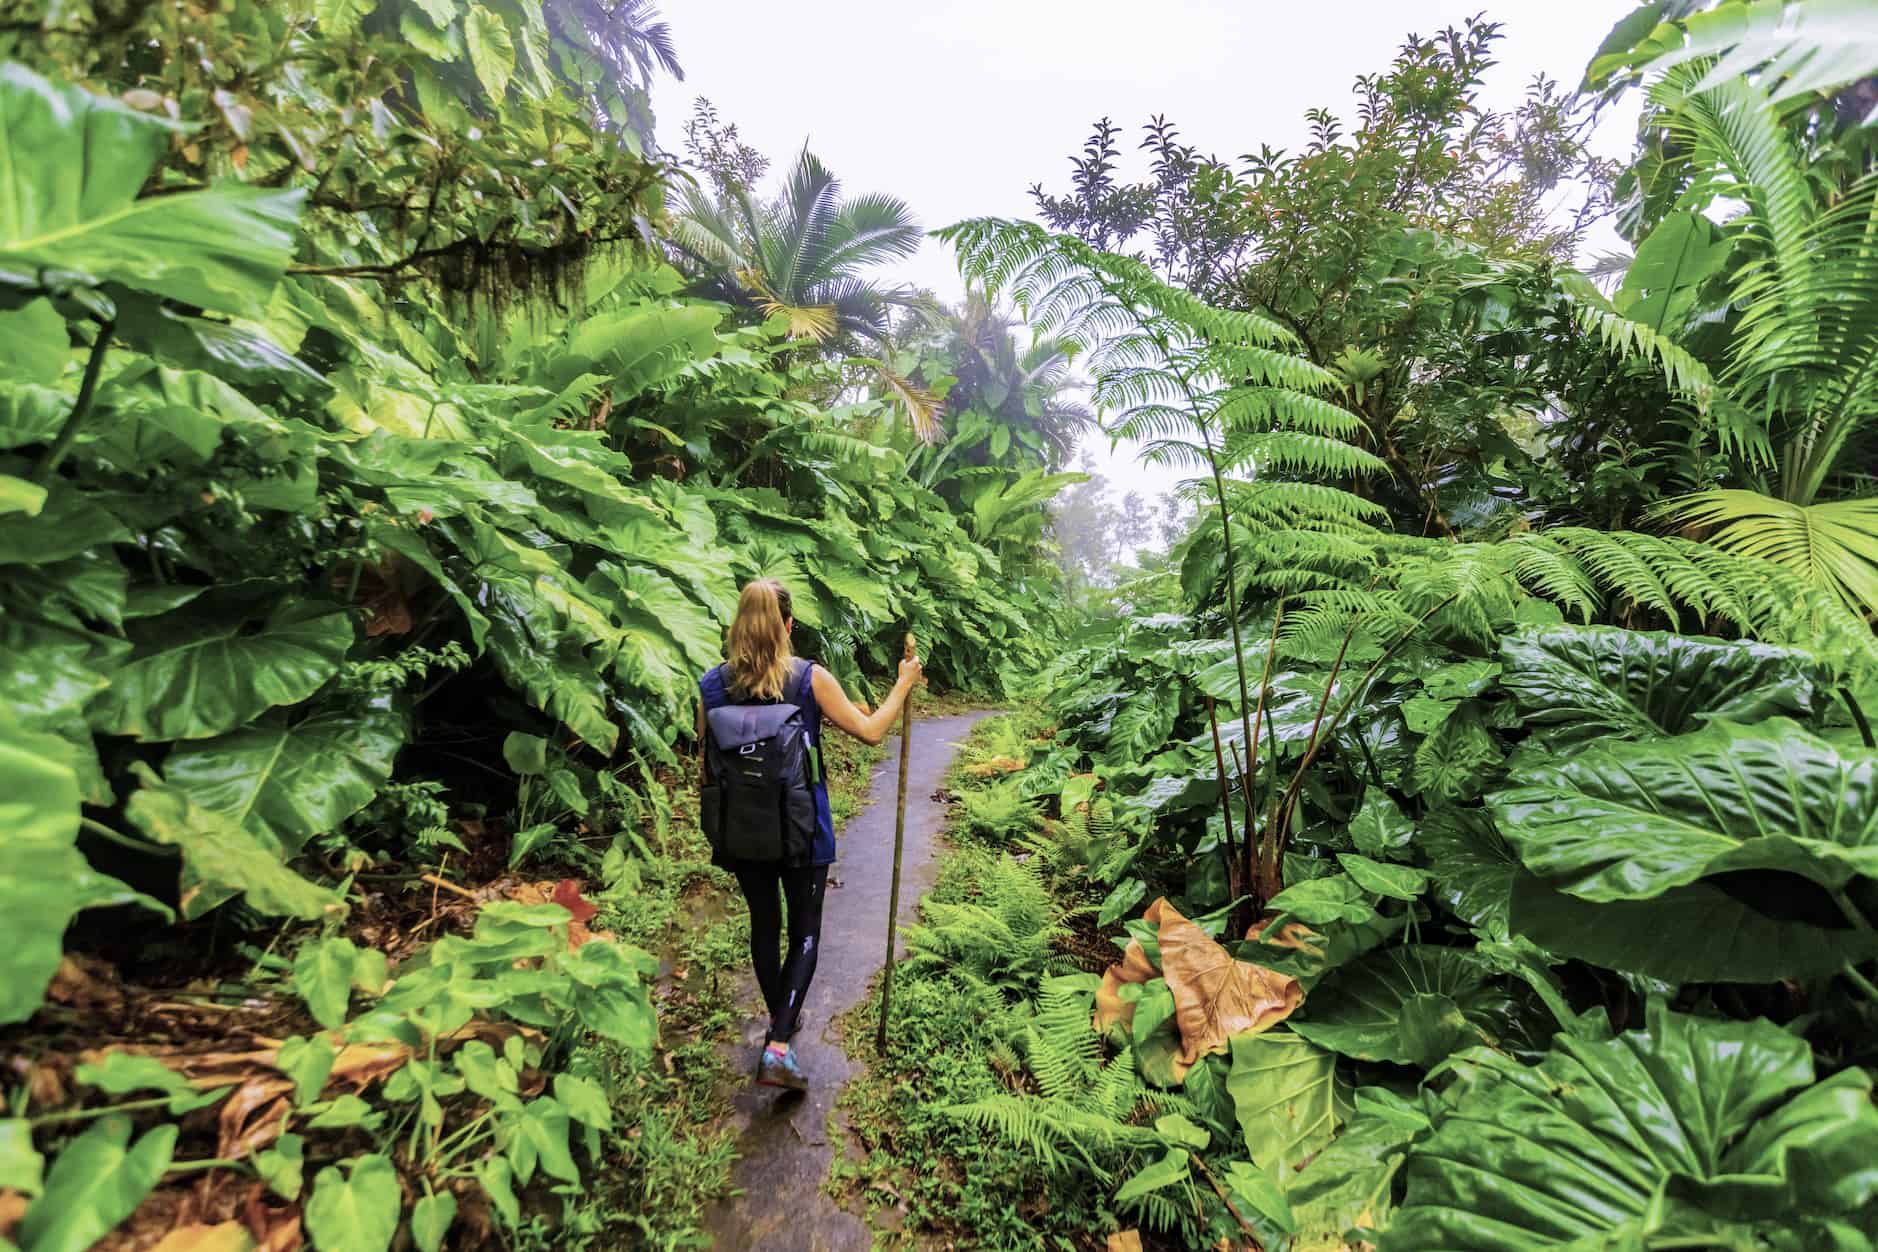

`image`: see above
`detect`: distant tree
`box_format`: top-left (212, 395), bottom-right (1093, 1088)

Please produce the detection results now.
top-left (1050, 461), bottom-right (1161, 587)
top-left (682, 98), bottom-right (768, 201)
top-left (1027, 17), bottom-right (1621, 539)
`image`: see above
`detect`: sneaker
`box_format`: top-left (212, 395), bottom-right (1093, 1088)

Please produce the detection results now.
top-left (756, 1042), bottom-right (808, 1091)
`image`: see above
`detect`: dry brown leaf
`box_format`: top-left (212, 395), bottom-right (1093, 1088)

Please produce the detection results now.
top-left (1107, 1232), bottom-right (1144, 1252)
top-left (1151, 898), bottom-right (1300, 1067)
top-left (327, 1041), bottom-right (411, 1090)
top-left (963, 755), bottom-right (1026, 777)
top-left (242, 1187), bottom-right (302, 1252)
top-left (504, 880), bottom-right (615, 950)
top-left (0, 1191), bottom-right (27, 1240)
top-left (1092, 936), bottom-right (1158, 1035)
top-left (217, 1078), bottom-right (293, 1160)
top-left (1247, 917), bottom-right (1324, 957)
top-left (149, 1221), bottom-right (254, 1252)
top-left (46, 954), bottom-right (125, 1014)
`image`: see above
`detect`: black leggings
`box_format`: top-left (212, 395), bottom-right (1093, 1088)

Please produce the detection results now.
top-left (731, 863), bottom-right (828, 1043)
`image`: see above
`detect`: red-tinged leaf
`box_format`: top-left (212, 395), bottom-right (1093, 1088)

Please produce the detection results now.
top-left (551, 879), bottom-right (598, 925)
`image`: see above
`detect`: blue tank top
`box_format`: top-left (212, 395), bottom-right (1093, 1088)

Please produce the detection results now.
top-left (698, 657), bottom-right (836, 867)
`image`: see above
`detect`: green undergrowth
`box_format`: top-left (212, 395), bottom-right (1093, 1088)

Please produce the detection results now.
top-left (830, 712), bottom-right (1137, 1252)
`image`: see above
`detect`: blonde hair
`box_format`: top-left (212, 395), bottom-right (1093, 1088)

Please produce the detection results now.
top-left (726, 579), bottom-right (795, 700)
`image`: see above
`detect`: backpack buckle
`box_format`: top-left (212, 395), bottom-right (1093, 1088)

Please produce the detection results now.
top-left (739, 743), bottom-right (758, 756)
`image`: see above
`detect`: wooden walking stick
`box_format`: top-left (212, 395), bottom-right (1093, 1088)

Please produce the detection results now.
top-left (876, 632), bottom-right (917, 1054)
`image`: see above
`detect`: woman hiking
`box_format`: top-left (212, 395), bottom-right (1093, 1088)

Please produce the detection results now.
top-left (696, 578), bottom-right (922, 1089)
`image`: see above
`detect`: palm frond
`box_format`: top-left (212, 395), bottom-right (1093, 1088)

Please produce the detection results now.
top-left (1652, 488), bottom-right (1878, 616)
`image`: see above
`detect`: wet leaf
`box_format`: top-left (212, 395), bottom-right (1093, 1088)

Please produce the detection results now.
top-left (147, 1222), bottom-right (254, 1252)
top-left (276, 1035), bottom-right (338, 1106)
top-left (253, 1132), bottom-right (305, 1201)
top-left (0, 1119), bottom-right (43, 1196)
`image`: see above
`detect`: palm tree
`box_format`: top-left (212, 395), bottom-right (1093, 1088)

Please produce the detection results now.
top-left (544, 0), bottom-right (682, 143)
top-left (547, 0), bottom-right (682, 88)
top-left (669, 148), bottom-right (924, 347)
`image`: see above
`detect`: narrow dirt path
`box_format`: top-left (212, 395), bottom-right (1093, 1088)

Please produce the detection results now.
top-left (701, 711), bottom-right (992, 1251)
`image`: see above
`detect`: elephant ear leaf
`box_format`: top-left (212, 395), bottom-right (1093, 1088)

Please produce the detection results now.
top-left (1383, 1002), bottom-right (1878, 1250)
top-left (1499, 624), bottom-right (1823, 750)
top-left (89, 599), bottom-right (355, 741)
top-left (1491, 719), bottom-right (1878, 981)
top-left (0, 720), bottom-right (89, 1025)
top-left (1225, 1030), bottom-right (1346, 1185)
top-left (0, 62), bottom-right (302, 317)
top-left (1290, 946), bottom-right (1512, 1068)
top-left (17, 1115), bottom-right (177, 1252)
top-left (162, 697), bottom-right (405, 860)
top-left (1492, 719), bottom-right (1878, 900)
top-left (126, 763), bottom-right (343, 921)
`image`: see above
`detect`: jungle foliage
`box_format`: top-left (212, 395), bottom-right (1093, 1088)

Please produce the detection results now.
top-left (866, 4), bottom-right (1878, 1250)
top-left (0, 2), bottom-right (1073, 1248)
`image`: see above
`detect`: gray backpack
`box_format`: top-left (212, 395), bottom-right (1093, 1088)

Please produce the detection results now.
top-left (700, 662), bottom-right (818, 862)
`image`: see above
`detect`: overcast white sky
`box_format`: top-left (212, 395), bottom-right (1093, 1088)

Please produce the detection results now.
top-left (653, 0), bottom-right (1642, 500)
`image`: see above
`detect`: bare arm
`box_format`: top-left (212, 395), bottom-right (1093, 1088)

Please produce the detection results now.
top-left (812, 655), bottom-right (923, 746)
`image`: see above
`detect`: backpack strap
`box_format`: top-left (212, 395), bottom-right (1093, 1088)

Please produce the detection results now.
top-left (792, 660), bottom-right (824, 785)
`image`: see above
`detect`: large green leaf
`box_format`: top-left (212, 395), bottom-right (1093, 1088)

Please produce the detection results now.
top-left (550, 302), bottom-right (721, 393)
top-left (1291, 946), bottom-right (1513, 1068)
top-left (1284, 1088), bottom-right (1428, 1244)
top-left (1225, 1030), bottom-right (1346, 1185)
top-left (1507, 872), bottom-right (1878, 983)
top-left (125, 764), bottom-right (343, 920)
top-left (1589, 0), bottom-right (1878, 107)
top-left (1491, 719), bottom-right (1878, 900)
top-left (163, 697), bottom-right (404, 859)
top-left (89, 599), bottom-right (354, 741)
top-left (1105, 688), bottom-right (1178, 766)
top-left (1499, 624), bottom-right (1822, 749)
top-left (0, 63), bottom-right (301, 317)
top-left (1615, 211), bottom-right (1730, 331)
top-left (1383, 1002), bottom-right (1878, 1249)
top-left (0, 616), bottom-right (124, 729)
top-left (1419, 806), bottom-right (1518, 938)
top-left (16, 1116), bottom-right (176, 1252)
top-left (0, 481), bottom-right (128, 566)
top-left (305, 1153), bottom-right (401, 1252)
top-left (0, 720), bottom-right (85, 1025)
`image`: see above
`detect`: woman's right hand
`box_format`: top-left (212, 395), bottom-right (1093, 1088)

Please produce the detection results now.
top-left (898, 654), bottom-right (924, 687)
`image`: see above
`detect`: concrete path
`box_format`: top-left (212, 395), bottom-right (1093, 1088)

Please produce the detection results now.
top-left (701, 711), bottom-right (991, 1251)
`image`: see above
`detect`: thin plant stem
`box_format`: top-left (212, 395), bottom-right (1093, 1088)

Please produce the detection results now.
top-left (34, 320), bottom-right (114, 482)
top-left (1264, 610), bottom-right (1361, 892)
top-left (1842, 964), bottom-right (1878, 1007)
top-left (1841, 688), bottom-right (1875, 749)
top-left (31, 1096), bottom-right (172, 1126)
top-left (1243, 603), bottom-right (1285, 900)
top-left (1269, 593), bottom-right (1461, 856)
top-left (167, 1158), bottom-right (249, 1175)
top-left (1204, 695), bottom-right (1241, 881)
